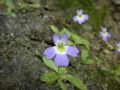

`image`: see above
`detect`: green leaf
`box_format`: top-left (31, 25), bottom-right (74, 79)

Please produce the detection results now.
top-left (71, 33), bottom-right (90, 49)
top-left (42, 57), bottom-right (59, 73)
top-left (50, 25), bottom-right (59, 34)
top-left (66, 75), bottom-right (87, 90)
top-left (60, 28), bottom-right (71, 36)
top-left (58, 67), bottom-right (67, 75)
top-left (58, 79), bottom-right (67, 90)
top-left (4, 0), bottom-right (15, 9)
top-left (40, 72), bottom-right (59, 84)
top-left (67, 40), bottom-right (74, 45)
top-left (18, 2), bottom-right (40, 10)
top-left (82, 59), bottom-right (94, 65)
top-left (28, 3), bottom-right (40, 8)
top-left (110, 66), bottom-right (120, 76)
top-left (81, 48), bottom-right (89, 61)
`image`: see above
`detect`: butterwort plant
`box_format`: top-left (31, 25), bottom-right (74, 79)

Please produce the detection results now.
top-left (40, 26), bottom-right (88, 90)
top-left (73, 9), bottom-right (89, 25)
top-left (99, 27), bottom-right (111, 43)
top-left (44, 33), bottom-right (79, 66)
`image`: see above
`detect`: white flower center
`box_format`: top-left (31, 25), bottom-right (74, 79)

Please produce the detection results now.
top-left (102, 31), bottom-right (108, 37)
top-left (79, 15), bottom-right (83, 18)
top-left (54, 42), bottom-right (67, 54)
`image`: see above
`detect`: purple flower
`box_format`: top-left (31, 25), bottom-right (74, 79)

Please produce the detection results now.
top-left (116, 41), bottom-right (120, 53)
top-left (99, 27), bottom-right (111, 42)
top-left (73, 9), bottom-right (89, 24)
top-left (44, 34), bottom-right (79, 67)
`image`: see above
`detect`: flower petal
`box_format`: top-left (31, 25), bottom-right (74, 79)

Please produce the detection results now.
top-left (78, 19), bottom-right (85, 24)
top-left (61, 33), bottom-right (68, 45)
top-left (77, 15), bottom-right (88, 24)
top-left (102, 36), bottom-right (108, 42)
top-left (77, 10), bottom-right (83, 15)
top-left (99, 32), bottom-right (111, 42)
top-left (101, 27), bottom-right (107, 32)
top-left (107, 33), bottom-right (111, 38)
top-left (53, 34), bottom-right (60, 45)
top-left (44, 47), bottom-right (56, 59)
top-left (99, 32), bottom-right (103, 38)
top-left (54, 54), bottom-right (69, 66)
top-left (84, 14), bottom-right (89, 20)
top-left (66, 46), bottom-right (79, 57)
top-left (73, 16), bottom-right (78, 22)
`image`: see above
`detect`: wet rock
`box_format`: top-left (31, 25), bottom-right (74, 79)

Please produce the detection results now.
top-left (0, 14), bottom-right (7, 32)
top-left (0, 6), bottom-right (56, 90)
top-left (0, 57), bottom-right (4, 74)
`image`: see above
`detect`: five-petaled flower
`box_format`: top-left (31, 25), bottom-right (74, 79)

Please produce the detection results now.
top-left (99, 27), bottom-right (111, 43)
top-left (116, 41), bottom-right (120, 53)
top-left (44, 33), bottom-right (79, 67)
top-left (73, 9), bottom-right (89, 24)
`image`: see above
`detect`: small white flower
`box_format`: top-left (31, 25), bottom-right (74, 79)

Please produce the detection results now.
top-left (73, 9), bottom-right (89, 24)
top-left (99, 27), bottom-right (111, 42)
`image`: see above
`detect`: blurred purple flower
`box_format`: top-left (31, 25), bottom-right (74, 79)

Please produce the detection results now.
top-left (44, 34), bottom-right (79, 67)
top-left (99, 27), bottom-right (111, 42)
top-left (116, 41), bottom-right (120, 53)
top-left (73, 9), bottom-right (89, 24)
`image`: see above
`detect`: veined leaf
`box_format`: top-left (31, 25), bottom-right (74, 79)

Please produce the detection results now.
top-left (60, 28), bottom-right (71, 36)
top-left (50, 25), bottom-right (59, 34)
top-left (42, 57), bottom-right (59, 73)
top-left (71, 33), bottom-right (90, 49)
top-left (4, 0), bottom-right (15, 9)
top-left (66, 74), bottom-right (87, 90)
top-left (82, 59), bottom-right (94, 65)
top-left (110, 66), bottom-right (120, 76)
top-left (58, 79), bottom-right (67, 90)
top-left (40, 72), bottom-right (59, 84)
top-left (18, 2), bottom-right (40, 10)
top-left (81, 48), bottom-right (89, 61)
top-left (58, 67), bottom-right (67, 75)
top-left (67, 40), bottom-right (74, 45)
